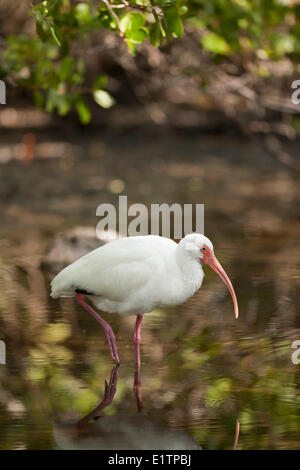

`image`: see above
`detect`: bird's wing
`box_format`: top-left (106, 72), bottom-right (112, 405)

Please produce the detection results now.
top-left (51, 236), bottom-right (177, 301)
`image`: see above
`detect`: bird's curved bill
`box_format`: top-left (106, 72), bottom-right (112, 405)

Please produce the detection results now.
top-left (206, 255), bottom-right (239, 319)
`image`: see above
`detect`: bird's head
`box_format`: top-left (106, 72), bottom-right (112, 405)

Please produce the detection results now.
top-left (180, 234), bottom-right (239, 319)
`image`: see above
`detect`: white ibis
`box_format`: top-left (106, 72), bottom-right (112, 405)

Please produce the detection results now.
top-left (51, 233), bottom-right (238, 364)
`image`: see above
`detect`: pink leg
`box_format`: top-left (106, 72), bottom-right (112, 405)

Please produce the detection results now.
top-left (133, 314), bottom-right (143, 412)
top-left (133, 314), bottom-right (143, 368)
top-left (232, 420), bottom-right (240, 450)
top-left (75, 293), bottom-right (120, 364)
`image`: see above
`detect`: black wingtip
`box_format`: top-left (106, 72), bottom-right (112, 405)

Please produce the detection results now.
top-left (75, 288), bottom-right (95, 296)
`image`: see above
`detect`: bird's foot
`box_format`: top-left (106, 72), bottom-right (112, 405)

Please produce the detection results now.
top-left (104, 325), bottom-right (120, 365)
top-left (103, 366), bottom-right (119, 403)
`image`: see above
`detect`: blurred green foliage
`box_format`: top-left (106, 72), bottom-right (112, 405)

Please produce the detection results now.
top-left (1, 0), bottom-right (300, 122)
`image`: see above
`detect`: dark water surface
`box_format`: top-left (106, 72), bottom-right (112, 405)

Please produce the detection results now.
top-left (0, 130), bottom-right (299, 449)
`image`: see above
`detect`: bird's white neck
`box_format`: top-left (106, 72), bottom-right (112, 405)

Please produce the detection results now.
top-left (176, 243), bottom-right (204, 293)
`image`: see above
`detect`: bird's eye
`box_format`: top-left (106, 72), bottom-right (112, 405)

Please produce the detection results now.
top-left (201, 247), bottom-right (206, 252)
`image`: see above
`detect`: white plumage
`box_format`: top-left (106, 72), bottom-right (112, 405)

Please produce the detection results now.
top-left (50, 233), bottom-right (238, 363)
top-left (51, 234), bottom-right (207, 315)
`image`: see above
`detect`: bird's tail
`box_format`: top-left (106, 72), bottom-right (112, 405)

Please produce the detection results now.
top-left (50, 267), bottom-right (76, 299)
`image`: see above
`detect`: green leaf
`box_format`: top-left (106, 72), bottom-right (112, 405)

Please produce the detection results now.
top-left (74, 3), bottom-right (93, 25)
top-left (76, 99), bottom-right (91, 124)
top-left (33, 91), bottom-right (44, 109)
top-left (153, 8), bottom-right (166, 38)
top-left (45, 88), bottom-right (57, 112)
top-left (36, 20), bottom-right (48, 42)
top-left (120, 12), bottom-right (148, 43)
top-left (162, 5), bottom-right (183, 38)
top-left (98, 7), bottom-right (118, 31)
top-left (202, 32), bottom-right (231, 55)
top-left (150, 22), bottom-right (161, 47)
top-left (77, 58), bottom-right (85, 76)
top-left (49, 24), bottom-right (62, 46)
top-left (126, 40), bottom-right (136, 55)
top-left (42, 0), bottom-right (60, 16)
top-left (93, 90), bottom-right (115, 109)
top-left (58, 58), bottom-right (74, 81)
top-left (120, 12), bottom-right (145, 34)
top-left (33, 10), bottom-right (44, 23)
top-left (129, 28), bottom-right (148, 44)
top-left (45, 88), bottom-right (72, 117)
top-left (57, 97), bottom-right (72, 116)
top-left (93, 74), bottom-right (107, 90)
top-left (119, 14), bottom-right (132, 33)
top-left (60, 38), bottom-right (70, 57)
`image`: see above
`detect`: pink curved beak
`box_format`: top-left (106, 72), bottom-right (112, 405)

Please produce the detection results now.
top-left (205, 254), bottom-right (239, 319)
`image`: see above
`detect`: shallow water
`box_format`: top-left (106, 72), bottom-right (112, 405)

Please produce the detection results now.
top-left (0, 130), bottom-right (299, 449)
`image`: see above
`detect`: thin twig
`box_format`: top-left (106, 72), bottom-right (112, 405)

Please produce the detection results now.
top-left (110, 3), bottom-right (126, 8)
top-left (119, 0), bottom-right (168, 15)
top-left (101, 0), bottom-right (124, 37)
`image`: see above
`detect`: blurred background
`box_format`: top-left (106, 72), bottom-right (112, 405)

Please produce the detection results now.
top-left (0, 0), bottom-right (300, 450)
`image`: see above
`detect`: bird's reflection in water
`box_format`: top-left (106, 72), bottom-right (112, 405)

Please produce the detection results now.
top-left (54, 359), bottom-right (200, 449)
top-left (54, 346), bottom-right (239, 450)
top-left (76, 366), bottom-right (119, 432)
